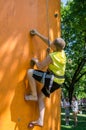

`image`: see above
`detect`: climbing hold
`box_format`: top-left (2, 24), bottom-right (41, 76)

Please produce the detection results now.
top-left (54, 12), bottom-right (58, 18)
top-left (30, 59), bottom-right (35, 67)
top-left (30, 30), bottom-right (35, 36)
top-left (18, 117), bottom-right (21, 122)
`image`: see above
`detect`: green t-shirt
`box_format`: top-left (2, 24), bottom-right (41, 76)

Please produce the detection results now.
top-left (49, 50), bottom-right (66, 84)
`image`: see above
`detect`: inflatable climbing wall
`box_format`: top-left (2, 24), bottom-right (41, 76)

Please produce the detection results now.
top-left (0, 0), bottom-right (61, 130)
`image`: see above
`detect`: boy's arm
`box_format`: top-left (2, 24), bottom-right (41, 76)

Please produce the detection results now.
top-left (31, 55), bottom-right (52, 69)
top-left (30, 29), bottom-right (51, 46)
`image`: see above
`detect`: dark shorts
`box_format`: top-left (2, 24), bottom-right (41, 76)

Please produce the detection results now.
top-left (65, 109), bottom-right (70, 118)
top-left (32, 70), bottom-right (61, 97)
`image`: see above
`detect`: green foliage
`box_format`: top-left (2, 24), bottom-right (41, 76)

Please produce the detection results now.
top-left (61, 0), bottom-right (86, 99)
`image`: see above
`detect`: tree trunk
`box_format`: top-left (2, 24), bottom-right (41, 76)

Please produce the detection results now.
top-left (68, 85), bottom-right (74, 104)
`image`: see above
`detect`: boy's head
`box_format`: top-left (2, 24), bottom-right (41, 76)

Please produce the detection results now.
top-left (53, 38), bottom-right (66, 51)
top-left (66, 97), bottom-right (69, 102)
top-left (72, 95), bottom-right (77, 101)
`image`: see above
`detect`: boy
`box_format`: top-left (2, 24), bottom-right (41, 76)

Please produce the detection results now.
top-left (25, 29), bottom-right (66, 128)
top-left (71, 96), bottom-right (78, 127)
top-left (63, 97), bottom-right (70, 125)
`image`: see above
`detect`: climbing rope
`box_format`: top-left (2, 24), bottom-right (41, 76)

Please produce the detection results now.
top-left (46, 0), bottom-right (51, 54)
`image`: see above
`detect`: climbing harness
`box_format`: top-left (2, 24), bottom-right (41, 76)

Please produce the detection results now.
top-left (47, 69), bottom-right (65, 79)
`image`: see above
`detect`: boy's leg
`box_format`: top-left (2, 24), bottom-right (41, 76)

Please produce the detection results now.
top-left (73, 112), bottom-right (78, 127)
top-left (29, 92), bottom-right (45, 127)
top-left (74, 113), bottom-right (78, 126)
top-left (65, 113), bottom-right (69, 125)
top-left (25, 69), bottom-right (38, 101)
top-left (66, 117), bottom-right (69, 125)
top-left (38, 92), bottom-right (45, 125)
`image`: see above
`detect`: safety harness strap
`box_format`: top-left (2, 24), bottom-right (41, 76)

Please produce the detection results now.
top-left (47, 69), bottom-right (65, 79)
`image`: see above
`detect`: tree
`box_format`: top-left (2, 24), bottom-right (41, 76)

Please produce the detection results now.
top-left (61, 0), bottom-right (86, 102)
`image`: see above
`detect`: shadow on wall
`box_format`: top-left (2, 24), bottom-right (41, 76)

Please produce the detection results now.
top-left (0, 25), bottom-right (60, 130)
top-left (10, 81), bottom-right (39, 130)
top-left (0, 27), bottom-right (47, 130)
top-left (0, 28), bottom-right (33, 130)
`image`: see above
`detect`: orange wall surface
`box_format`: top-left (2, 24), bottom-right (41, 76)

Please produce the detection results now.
top-left (0, 0), bottom-right (61, 130)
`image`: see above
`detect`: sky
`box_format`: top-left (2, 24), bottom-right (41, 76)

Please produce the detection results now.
top-left (61, 0), bottom-right (68, 5)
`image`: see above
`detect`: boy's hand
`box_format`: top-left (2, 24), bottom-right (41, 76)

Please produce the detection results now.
top-left (31, 58), bottom-right (38, 63)
top-left (30, 58), bottom-right (38, 67)
top-left (30, 29), bottom-right (38, 36)
top-left (46, 47), bottom-right (51, 54)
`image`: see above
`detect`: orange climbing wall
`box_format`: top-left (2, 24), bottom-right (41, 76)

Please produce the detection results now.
top-left (0, 0), bottom-right (61, 130)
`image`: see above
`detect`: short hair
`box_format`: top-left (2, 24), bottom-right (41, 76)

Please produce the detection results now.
top-left (73, 95), bottom-right (77, 100)
top-left (54, 38), bottom-right (66, 50)
top-left (66, 97), bottom-right (69, 101)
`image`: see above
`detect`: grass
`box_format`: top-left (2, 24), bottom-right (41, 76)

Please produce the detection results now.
top-left (61, 108), bottom-right (86, 130)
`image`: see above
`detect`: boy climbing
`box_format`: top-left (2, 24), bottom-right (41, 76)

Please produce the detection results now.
top-left (25, 29), bottom-right (66, 128)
